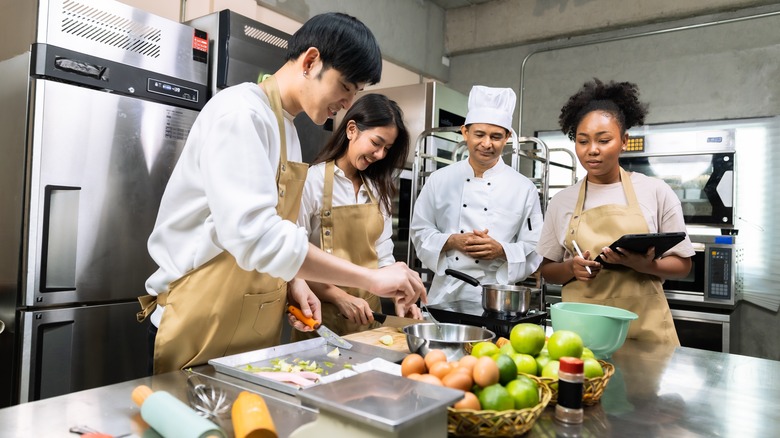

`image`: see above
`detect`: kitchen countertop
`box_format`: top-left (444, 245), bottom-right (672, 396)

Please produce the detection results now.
top-left (1, 334), bottom-right (779, 437)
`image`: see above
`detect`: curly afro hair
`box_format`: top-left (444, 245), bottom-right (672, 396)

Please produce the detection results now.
top-left (559, 79), bottom-right (648, 141)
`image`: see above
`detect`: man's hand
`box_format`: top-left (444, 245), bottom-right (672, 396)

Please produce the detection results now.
top-left (335, 294), bottom-right (374, 325)
top-left (369, 262), bottom-right (427, 305)
top-left (286, 278), bottom-right (322, 332)
top-left (393, 296), bottom-right (423, 320)
top-left (464, 229), bottom-right (505, 260)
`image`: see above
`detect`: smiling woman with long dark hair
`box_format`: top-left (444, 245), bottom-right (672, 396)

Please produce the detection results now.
top-left (293, 93), bottom-right (421, 340)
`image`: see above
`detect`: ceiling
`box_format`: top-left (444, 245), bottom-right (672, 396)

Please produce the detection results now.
top-left (427, 0), bottom-right (498, 9)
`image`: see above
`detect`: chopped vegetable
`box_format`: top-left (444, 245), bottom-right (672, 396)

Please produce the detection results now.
top-left (327, 347), bottom-right (341, 358)
top-left (378, 335), bottom-right (394, 346)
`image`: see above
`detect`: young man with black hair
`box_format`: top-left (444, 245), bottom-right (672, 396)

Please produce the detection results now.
top-left (139, 12), bottom-right (426, 374)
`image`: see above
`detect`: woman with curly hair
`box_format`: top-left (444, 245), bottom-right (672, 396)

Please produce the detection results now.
top-left (536, 79), bottom-right (694, 344)
top-left (293, 93), bottom-right (422, 339)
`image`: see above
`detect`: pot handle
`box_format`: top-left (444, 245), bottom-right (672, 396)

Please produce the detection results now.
top-left (444, 269), bottom-right (480, 287)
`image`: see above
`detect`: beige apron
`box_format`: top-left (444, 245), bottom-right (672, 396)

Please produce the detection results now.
top-left (137, 76), bottom-right (309, 374)
top-left (292, 160), bottom-right (384, 340)
top-left (562, 168), bottom-right (679, 345)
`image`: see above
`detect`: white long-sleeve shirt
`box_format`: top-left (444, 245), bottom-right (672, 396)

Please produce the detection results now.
top-left (297, 162), bottom-right (394, 267)
top-left (410, 159), bottom-right (543, 304)
top-left (145, 82), bottom-right (310, 326)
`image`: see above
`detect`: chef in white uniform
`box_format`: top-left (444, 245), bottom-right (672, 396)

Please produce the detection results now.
top-left (410, 86), bottom-right (543, 305)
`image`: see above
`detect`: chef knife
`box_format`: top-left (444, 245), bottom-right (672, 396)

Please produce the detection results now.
top-left (371, 312), bottom-right (420, 329)
top-left (287, 305), bottom-right (353, 350)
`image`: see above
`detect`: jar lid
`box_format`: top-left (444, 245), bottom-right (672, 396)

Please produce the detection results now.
top-left (559, 357), bottom-right (584, 373)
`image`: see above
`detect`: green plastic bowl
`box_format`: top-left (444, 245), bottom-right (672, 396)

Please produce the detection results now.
top-left (550, 302), bottom-right (638, 359)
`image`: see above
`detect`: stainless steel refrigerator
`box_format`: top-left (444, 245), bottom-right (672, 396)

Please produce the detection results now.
top-left (0, 0), bottom-right (208, 406)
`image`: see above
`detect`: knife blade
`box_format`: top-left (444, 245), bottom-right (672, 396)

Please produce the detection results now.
top-left (372, 312), bottom-right (420, 329)
top-left (288, 305), bottom-right (353, 350)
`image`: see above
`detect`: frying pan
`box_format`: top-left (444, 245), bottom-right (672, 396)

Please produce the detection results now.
top-left (445, 268), bottom-right (535, 316)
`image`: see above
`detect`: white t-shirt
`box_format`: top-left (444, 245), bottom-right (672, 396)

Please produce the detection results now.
top-left (536, 171), bottom-right (696, 263)
top-left (297, 162), bottom-right (394, 267)
top-left (145, 82), bottom-right (310, 326)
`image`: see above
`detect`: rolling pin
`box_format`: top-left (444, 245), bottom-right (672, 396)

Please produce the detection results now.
top-left (131, 385), bottom-right (226, 438)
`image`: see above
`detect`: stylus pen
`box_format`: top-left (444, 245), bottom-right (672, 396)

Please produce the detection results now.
top-left (572, 240), bottom-right (592, 275)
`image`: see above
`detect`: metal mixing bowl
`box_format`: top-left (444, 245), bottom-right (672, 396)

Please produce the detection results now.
top-left (403, 323), bottom-right (495, 362)
top-left (482, 285), bottom-right (538, 316)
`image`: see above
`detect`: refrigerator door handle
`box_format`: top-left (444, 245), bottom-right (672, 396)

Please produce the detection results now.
top-left (40, 185), bottom-right (80, 292)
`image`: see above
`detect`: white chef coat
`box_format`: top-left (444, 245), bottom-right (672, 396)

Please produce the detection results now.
top-left (410, 159), bottom-right (543, 304)
top-left (145, 82), bottom-right (310, 326)
top-left (297, 162), bottom-right (395, 267)
top-left (536, 171), bottom-right (696, 263)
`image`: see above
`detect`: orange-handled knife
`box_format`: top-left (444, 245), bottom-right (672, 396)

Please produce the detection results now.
top-left (288, 305), bottom-right (353, 350)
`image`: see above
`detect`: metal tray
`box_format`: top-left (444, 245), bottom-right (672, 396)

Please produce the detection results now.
top-left (209, 337), bottom-right (406, 395)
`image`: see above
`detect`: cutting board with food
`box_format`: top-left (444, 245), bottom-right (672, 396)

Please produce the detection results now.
top-left (343, 326), bottom-right (410, 354)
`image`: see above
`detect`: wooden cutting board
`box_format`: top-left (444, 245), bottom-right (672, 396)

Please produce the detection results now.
top-left (343, 326), bottom-right (411, 354)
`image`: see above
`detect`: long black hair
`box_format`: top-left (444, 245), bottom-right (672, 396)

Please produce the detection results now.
top-left (313, 93), bottom-right (409, 214)
top-left (559, 78), bottom-right (648, 141)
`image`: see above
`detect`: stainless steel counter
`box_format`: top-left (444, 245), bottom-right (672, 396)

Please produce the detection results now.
top-left (1, 340), bottom-right (779, 437)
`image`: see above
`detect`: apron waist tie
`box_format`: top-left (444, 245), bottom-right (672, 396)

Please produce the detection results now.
top-left (136, 292), bottom-right (168, 322)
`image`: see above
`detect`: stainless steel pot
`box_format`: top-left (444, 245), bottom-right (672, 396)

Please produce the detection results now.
top-left (445, 269), bottom-right (535, 316)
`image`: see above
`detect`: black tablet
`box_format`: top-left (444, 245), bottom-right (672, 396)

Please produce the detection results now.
top-left (594, 232), bottom-right (687, 266)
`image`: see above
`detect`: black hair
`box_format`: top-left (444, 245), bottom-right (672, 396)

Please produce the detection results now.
top-left (313, 94), bottom-right (409, 214)
top-left (286, 12), bottom-right (382, 86)
top-left (559, 79), bottom-right (648, 141)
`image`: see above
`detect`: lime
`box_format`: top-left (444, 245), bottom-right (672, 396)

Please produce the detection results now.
top-left (478, 384), bottom-right (514, 411)
top-left (505, 376), bottom-right (540, 409)
top-left (583, 357), bottom-right (604, 378)
top-left (499, 342), bottom-right (516, 356)
top-left (471, 341), bottom-right (500, 358)
top-left (535, 352), bottom-right (551, 376)
top-left (494, 354), bottom-right (518, 385)
top-left (510, 352), bottom-right (539, 376)
top-left (581, 347), bottom-right (595, 359)
top-left (509, 323), bottom-right (546, 356)
top-left (547, 330), bottom-right (584, 360)
top-left (541, 360), bottom-right (560, 379)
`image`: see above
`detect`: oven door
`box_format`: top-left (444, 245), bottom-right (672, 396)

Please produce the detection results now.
top-left (670, 307), bottom-right (736, 353)
top-left (619, 152), bottom-right (734, 226)
top-left (664, 248), bottom-right (705, 301)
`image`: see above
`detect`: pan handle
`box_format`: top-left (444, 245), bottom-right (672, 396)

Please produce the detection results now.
top-left (444, 269), bottom-right (480, 287)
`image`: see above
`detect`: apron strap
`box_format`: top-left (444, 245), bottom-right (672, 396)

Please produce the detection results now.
top-left (321, 161), bottom-right (336, 251)
top-left (259, 75), bottom-right (288, 185)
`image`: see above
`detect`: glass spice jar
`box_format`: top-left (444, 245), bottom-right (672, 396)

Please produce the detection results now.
top-left (555, 356), bottom-right (584, 424)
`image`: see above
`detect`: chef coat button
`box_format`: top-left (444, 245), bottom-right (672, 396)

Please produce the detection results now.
top-left (455, 257), bottom-right (459, 261)
top-left (487, 182), bottom-right (491, 186)
top-left (475, 260), bottom-right (480, 264)
top-left (460, 230), bottom-right (464, 233)
top-left (484, 208), bottom-right (487, 211)
top-left (324, 230), bottom-right (331, 236)
top-left (463, 204), bottom-right (467, 208)
top-left (466, 178), bottom-right (470, 182)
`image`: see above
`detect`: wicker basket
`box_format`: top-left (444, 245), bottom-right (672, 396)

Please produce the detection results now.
top-left (447, 375), bottom-right (552, 437)
top-left (537, 359), bottom-right (615, 406)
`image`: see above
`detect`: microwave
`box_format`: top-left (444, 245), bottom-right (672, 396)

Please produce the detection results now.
top-left (663, 234), bottom-right (741, 307)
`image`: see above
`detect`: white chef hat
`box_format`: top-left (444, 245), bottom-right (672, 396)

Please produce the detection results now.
top-left (464, 85), bottom-right (516, 132)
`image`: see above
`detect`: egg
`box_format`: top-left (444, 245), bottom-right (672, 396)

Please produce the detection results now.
top-left (472, 356), bottom-right (500, 387)
top-left (442, 370), bottom-right (473, 391)
top-left (401, 354), bottom-right (427, 377)
top-left (458, 355), bottom-right (478, 372)
top-left (416, 374), bottom-right (443, 386)
top-left (453, 391), bottom-right (481, 410)
top-left (424, 350), bottom-right (447, 370)
top-left (428, 361), bottom-right (454, 380)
